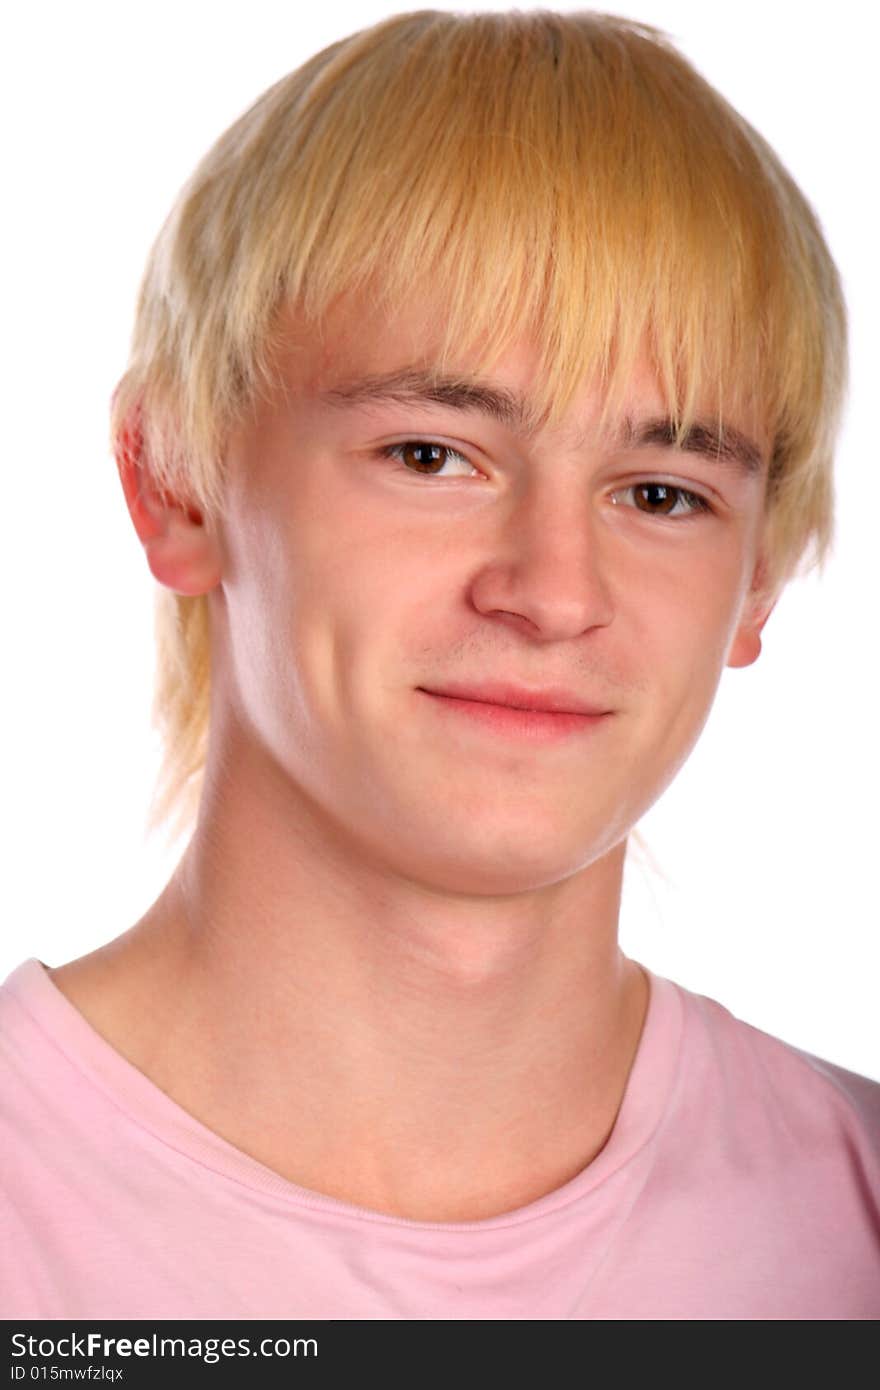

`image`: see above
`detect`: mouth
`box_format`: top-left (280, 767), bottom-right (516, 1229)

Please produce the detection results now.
top-left (416, 685), bottom-right (613, 743)
top-left (418, 680), bottom-right (610, 714)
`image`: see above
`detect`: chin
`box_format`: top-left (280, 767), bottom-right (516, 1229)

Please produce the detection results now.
top-left (387, 828), bottom-right (622, 898)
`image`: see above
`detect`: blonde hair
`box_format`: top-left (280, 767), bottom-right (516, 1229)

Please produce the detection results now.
top-left (111, 8), bottom-right (848, 850)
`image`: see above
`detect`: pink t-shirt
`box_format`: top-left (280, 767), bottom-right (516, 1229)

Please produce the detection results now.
top-left (1, 956), bottom-right (878, 1320)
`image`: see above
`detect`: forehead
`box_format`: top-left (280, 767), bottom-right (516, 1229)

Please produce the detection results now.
top-left (274, 292), bottom-right (536, 390)
top-left (268, 291), bottom-right (770, 464)
top-left (275, 292), bottom-right (654, 421)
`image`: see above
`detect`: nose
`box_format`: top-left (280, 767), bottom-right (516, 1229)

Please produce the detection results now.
top-left (468, 471), bottom-right (615, 641)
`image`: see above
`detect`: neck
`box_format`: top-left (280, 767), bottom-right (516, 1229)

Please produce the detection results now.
top-left (51, 736), bottom-right (649, 1222)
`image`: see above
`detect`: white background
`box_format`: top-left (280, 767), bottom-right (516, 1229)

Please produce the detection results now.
top-left (2, 1), bottom-right (877, 1078)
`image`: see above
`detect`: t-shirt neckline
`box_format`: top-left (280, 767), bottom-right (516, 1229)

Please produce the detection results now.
top-left (3, 954), bottom-right (684, 1232)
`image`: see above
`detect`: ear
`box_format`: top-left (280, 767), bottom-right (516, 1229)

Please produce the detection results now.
top-left (115, 406), bottom-right (223, 597)
top-left (725, 553), bottom-right (779, 670)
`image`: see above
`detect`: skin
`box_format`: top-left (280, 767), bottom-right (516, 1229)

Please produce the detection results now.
top-left (50, 294), bottom-right (775, 1222)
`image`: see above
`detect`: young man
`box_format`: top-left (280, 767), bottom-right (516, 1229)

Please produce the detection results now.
top-left (2, 9), bottom-right (877, 1320)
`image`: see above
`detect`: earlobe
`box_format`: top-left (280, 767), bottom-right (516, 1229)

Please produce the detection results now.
top-left (114, 407), bottom-right (223, 597)
top-left (725, 547), bottom-right (780, 670)
top-left (726, 594), bottom-right (777, 670)
top-left (726, 626), bottom-right (764, 669)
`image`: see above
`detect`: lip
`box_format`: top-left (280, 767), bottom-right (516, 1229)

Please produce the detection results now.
top-left (417, 682), bottom-right (609, 716)
top-left (416, 684), bottom-right (613, 744)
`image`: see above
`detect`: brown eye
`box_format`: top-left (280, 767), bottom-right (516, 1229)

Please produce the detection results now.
top-left (401, 442), bottom-right (452, 473)
top-left (382, 440), bottom-right (477, 478)
top-left (634, 483), bottom-right (678, 514)
top-left (618, 483), bottom-right (710, 518)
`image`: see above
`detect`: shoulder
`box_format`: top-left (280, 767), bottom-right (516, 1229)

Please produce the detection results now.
top-left (0, 959), bottom-right (49, 1067)
top-left (0, 959), bottom-right (72, 1112)
top-left (669, 976), bottom-right (880, 1161)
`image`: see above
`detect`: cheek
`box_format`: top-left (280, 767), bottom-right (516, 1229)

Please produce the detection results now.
top-left (622, 548), bottom-right (750, 751)
top-left (629, 540), bottom-right (749, 659)
top-left (213, 488), bottom-right (311, 739)
top-left (231, 515), bottom-right (410, 744)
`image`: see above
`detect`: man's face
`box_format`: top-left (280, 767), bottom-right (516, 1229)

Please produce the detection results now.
top-left (213, 296), bottom-right (770, 895)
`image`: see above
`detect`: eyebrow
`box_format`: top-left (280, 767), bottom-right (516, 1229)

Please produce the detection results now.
top-left (620, 416), bottom-right (764, 476)
top-left (321, 367), bottom-right (764, 476)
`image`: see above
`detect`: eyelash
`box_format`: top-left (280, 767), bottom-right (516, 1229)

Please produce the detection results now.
top-left (377, 441), bottom-right (713, 519)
